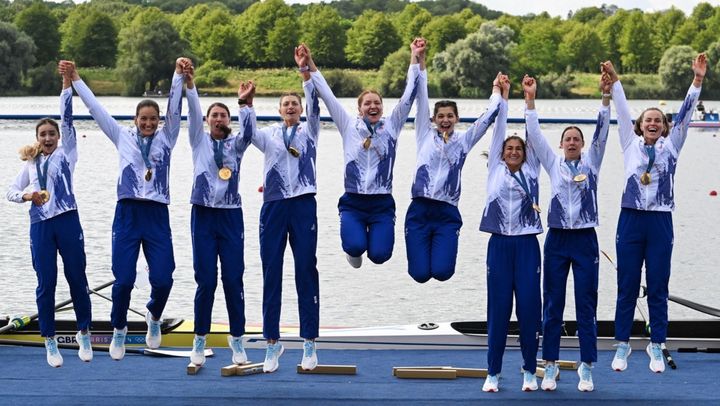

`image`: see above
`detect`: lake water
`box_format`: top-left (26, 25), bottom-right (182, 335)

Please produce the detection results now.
top-left (1, 95), bottom-right (718, 329)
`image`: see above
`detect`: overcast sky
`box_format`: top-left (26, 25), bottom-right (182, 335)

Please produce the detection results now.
top-left (284, 1), bottom-right (720, 17)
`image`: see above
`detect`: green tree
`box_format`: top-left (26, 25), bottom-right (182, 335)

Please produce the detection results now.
top-left (495, 14), bottom-right (522, 42)
top-left (652, 8), bottom-right (685, 49)
top-left (391, 4), bottom-right (431, 44)
top-left (377, 47), bottom-right (410, 97)
top-left (61, 8), bottom-right (118, 67)
top-left (420, 14), bottom-right (467, 62)
top-left (24, 61), bottom-right (60, 95)
top-left (116, 7), bottom-right (188, 96)
top-left (173, 3), bottom-right (224, 57)
top-left (433, 22), bottom-right (515, 98)
top-left (266, 16), bottom-right (300, 67)
top-left (0, 21), bottom-right (36, 93)
top-left (300, 5), bottom-right (347, 68)
top-left (13, 2), bottom-right (60, 66)
top-left (511, 17), bottom-right (564, 77)
top-left (570, 7), bottom-right (607, 24)
top-left (192, 8), bottom-right (238, 65)
top-left (558, 23), bottom-right (606, 72)
top-left (345, 10), bottom-right (401, 68)
top-left (701, 41), bottom-right (720, 98)
top-left (234, 0), bottom-right (296, 67)
top-left (658, 45), bottom-right (697, 98)
top-left (620, 12), bottom-right (657, 73)
top-left (597, 9), bottom-right (629, 72)
top-left (671, 3), bottom-right (714, 50)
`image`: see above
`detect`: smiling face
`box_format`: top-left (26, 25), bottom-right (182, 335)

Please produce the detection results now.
top-left (635, 108), bottom-right (668, 145)
top-left (433, 104), bottom-right (459, 135)
top-left (560, 127), bottom-right (584, 161)
top-left (279, 94), bottom-right (303, 126)
top-left (207, 104), bottom-right (231, 139)
top-left (358, 91), bottom-right (383, 124)
top-left (36, 121), bottom-right (60, 155)
top-left (502, 137), bottom-right (525, 172)
top-left (135, 106), bottom-right (160, 137)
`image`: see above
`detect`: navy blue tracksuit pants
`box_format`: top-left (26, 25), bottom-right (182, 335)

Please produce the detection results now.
top-left (615, 208), bottom-right (673, 343)
top-left (111, 199), bottom-right (175, 329)
top-left (486, 233), bottom-right (541, 376)
top-left (404, 197), bottom-right (462, 283)
top-left (338, 192), bottom-right (395, 264)
top-left (30, 210), bottom-right (91, 337)
top-left (542, 227), bottom-right (599, 363)
top-left (260, 194), bottom-right (319, 340)
top-left (191, 205), bottom-right (245, 337)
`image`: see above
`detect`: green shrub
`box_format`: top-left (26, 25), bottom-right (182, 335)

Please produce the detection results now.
top-left (196, 60), bottom-right (229, 88)
top-left (322, 69), bottom-right (363, 97)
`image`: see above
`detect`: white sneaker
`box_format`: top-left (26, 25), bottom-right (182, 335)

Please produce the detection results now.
top-left (263, 342), bottom-right (284, 372)
top-left (301, 340), bottom-right (318, 370)
top-left (145, 311), bottom-right (162, 349)
top-left (522, 370), bottom-right (538, 391)
top-left (76, 331), bottom-right (93, 362)
top-left (541, 363), bottom-right (559, 391)
top-left (482, 374), bottom-right (499, 392)
top-left (577, 362), bottom-right (594, 392)
top-left (45, 337), bottom-right (63, 368)
top-left (228, 336), bottom-right (248, 365)
top-left (110, 327), bottom-right (127, 360)
top-left (612, 342), bottom-right (631, 371)
top-left (346, 254), bottom-right (362, 268)
top-left (646, 343), bottom-right (665, 373)
top-left (190, 335), bottom-right (206, 366)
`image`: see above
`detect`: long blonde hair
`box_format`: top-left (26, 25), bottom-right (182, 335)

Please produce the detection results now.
top-left (19, 118), bottom-right (59, 161)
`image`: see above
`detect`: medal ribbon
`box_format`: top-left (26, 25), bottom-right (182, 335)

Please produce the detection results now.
top-left (644, 144), bottom-right (655, 174)
top-left (213, 139), bottom-right (226, 170)
top-left (362, 116), bottom-right (381, 139)
top-left (510, 169), bottom-right (535, 204)
top-left (135, 133), bottom-right (154, 171)
top-left (565, 159), bottom-right (581, 178)
top-left (35, 155), bottom-right (51, 191)
top-left (282, 123), bottom-right (299, 151)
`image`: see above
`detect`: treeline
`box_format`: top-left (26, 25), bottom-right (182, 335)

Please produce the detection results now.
top-left (1, 0), bottom-right (720, 98)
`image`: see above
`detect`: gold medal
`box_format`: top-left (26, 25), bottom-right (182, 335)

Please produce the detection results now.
top-left (640, 172), bottom-right (651, 185)
top-left (573, 173), bottom-right (587, 183)
top-left (288, 147), bottom-right (300, 158)
top-left (218, 167), bottom-right (231, 180)
top-left (532, 203), bottom-right (542, 213)
top-left (442, 131), bottom-right (449, 144)
top-left (145, 169), bottom-right (152, 181)
top-left (39, 190), bottom-right (50, 203)
top-left (362, 137), bottom-right (372, 150)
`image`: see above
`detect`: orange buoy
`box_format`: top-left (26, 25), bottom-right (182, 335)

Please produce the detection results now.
top-left (710, 190), bottom-right (718, 196)
top-left (258, 185), bottom-right (264, 193)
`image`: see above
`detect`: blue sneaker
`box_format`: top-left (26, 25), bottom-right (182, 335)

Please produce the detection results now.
top-left (263, 342), bottom-right (284, 373)
top-left (190, 335), bottom-right (206, 366)
top-left (45, 337), bottom-right (63, 368)
top-left (110, 327), bottom-right (127, 360)
top-left (612, 342), bottom-right (631, 371)
top-left (577, 362), bottom-right (594, 391)
top-left (228, 336), bottom-right (248, 365)
top-left (541, 363), bottom-right (559, 391)
top-left (646, 343), bottom-right (665, 373)
top-left (145, 311), bottom-right (162, 349)
top-left (482, 374), bottom-right (499, 392)
top-left (522, 370), bottom-right (538, 391)
top-left (76, 331), bottom-right (93, 362)
top-left (301, 340), bottom-right (318, 370)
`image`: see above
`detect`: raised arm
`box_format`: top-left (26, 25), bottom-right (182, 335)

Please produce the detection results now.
top-left (184, 61), bottom-right (205, 149)
top-left (161, 57), bottom-right (190, 149)
top-left (296, 44), bottom-right (320, 139)
top-left (59, 65), bottom-right (77, 160)
top-left (464, 80), bottom-right (503, 150)
top-left (236, 80), bottom-right (256, 152)
top-left (387, 39), bottom-right (424, 137)
top-left (522, 75), bottom-right (557, 172)
top-left (602, 61), bottom-right (634, 151)
top-left (669, 52), bottom-right (705, 151)
top-left (62, 60), bottom-right (123, 147)
top-left (488, 72), bottom-right (509, 169)
top-left (414, 39), bottom-right (432, 141)
top-left (304, 44), bottom-right (355, 136)
top-left (588, 74), bottom-right (612, 169)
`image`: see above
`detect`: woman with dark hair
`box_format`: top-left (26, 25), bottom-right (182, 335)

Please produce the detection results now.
top-left (406, 40), bottom-right (504, 283)
top-left (242, 46), bottom-right (321, 373)
top-left (523, 74), bottom-right (612, 392)
top-left (183, 63), bottom-right (255, 367)
top-left (62, 58), bottom-right (189, 360)
top-left (602, 54), bottom-right (706, 374)
top-left (480, 73), bottom-right (542, 393)
top-left (300, 40), bottom-right (424, 269)
top-left (7, 70), bottom-right (92, 367)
